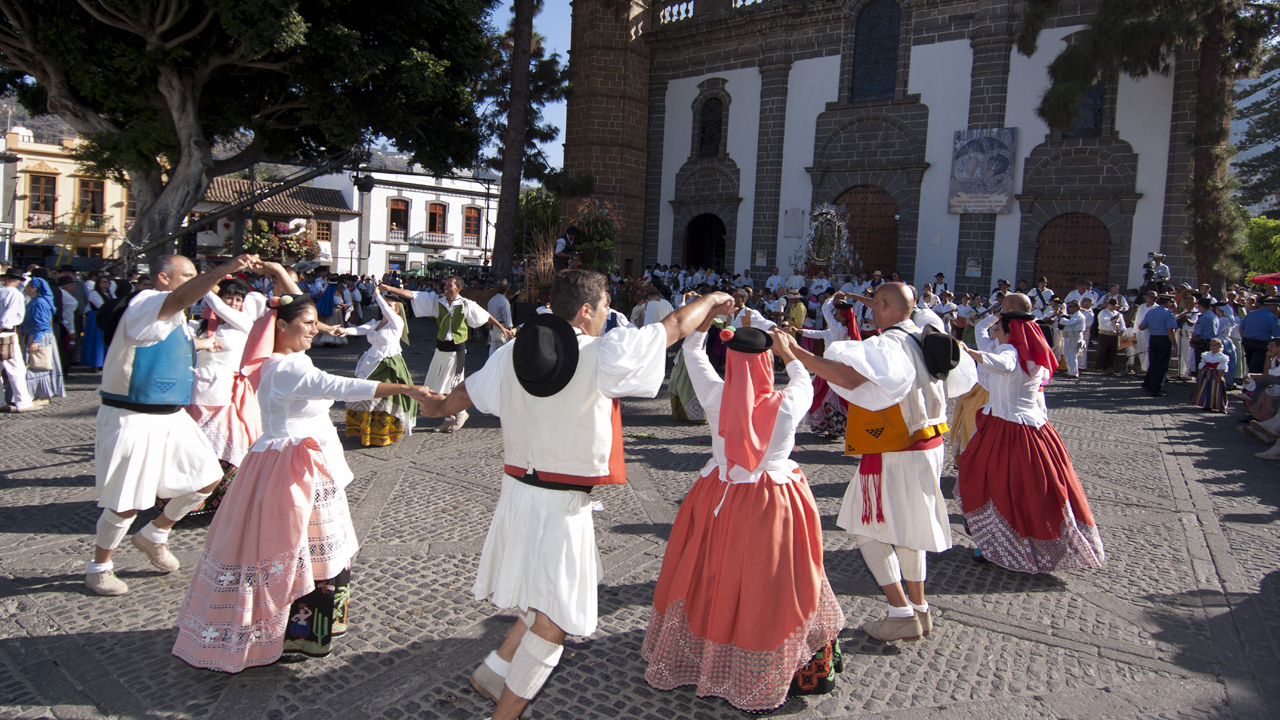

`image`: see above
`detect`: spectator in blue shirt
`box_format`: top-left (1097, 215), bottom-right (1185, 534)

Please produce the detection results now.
top-left (1191, 296), bottom-right (1218, 368)
top-left (1139, 295), bottom-right (1178, 396)
top-left (1241, 297), bottom-right (1280, 373)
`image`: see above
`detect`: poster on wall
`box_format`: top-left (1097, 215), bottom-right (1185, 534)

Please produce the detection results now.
top-left (948, 128), bottom-right (1017, 215)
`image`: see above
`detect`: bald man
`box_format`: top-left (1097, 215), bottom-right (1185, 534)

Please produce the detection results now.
top-left (87, 254), bottom-right (261, 596)
top-left (773, 282), bottom-right (976, 642)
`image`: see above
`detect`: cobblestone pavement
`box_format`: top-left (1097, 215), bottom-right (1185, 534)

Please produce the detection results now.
top-left (1, 318), bottom-right (1277, 720)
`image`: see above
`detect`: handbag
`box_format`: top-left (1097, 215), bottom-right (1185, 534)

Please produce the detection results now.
top-left (28, 342), bottom-right (54, 371)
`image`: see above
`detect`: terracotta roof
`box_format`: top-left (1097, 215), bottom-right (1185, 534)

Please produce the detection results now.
top-left (203, 177), bottom-right (359, 217)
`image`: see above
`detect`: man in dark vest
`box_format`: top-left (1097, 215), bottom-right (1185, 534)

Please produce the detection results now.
top-left (382, 276), bottom-right (513, 432)
top-left (553, 226), bottom-right (579, 272)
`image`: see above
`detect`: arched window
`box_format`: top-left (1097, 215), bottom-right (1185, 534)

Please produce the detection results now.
top-left (1064, 81), bottom-right (1107, 138)
top-left (428, 202), bottom-right (447, 234)
top-left (698, 97), bottom-right (724, 159)
top-left (851, 0), bottom-right (901, 103)
top-left (463, 207), bottom-right (481, 247)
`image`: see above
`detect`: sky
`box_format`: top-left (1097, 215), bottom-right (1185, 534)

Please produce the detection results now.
top-left (495, 0), bottom-right (573, 170)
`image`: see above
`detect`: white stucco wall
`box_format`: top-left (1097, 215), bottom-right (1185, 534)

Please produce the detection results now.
top-left (658, 67), bottom-right (762, 271)
top-left (908, 39), bottom-right (972, 284)
top-left (1116, 66), bottom-right (1175, 289)
top-left (776, 55), bottom-right (841, 276)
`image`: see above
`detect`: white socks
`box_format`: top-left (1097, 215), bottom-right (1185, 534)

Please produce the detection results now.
top-left (505, 632), bottom-right (563, 700)
top-left (138, 522), bottom-right (170, 544)
top-left (94, 509), bottom-right (133, 551)
top-left (86, 561), bottom-right (113, 575)
top-left (886, 604), bottom-right (915, 619)
top-left (484, 650), bottom-right (510, 677)
top-left (909, 600), bottom-right (929, 614)
top-left (161, 490), bottom-right (212, 523)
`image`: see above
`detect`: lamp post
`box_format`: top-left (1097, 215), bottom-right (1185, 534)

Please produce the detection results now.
top-left (348, 238), bottom-right (357, 275)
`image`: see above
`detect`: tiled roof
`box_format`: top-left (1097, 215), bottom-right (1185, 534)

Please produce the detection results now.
top-left (204, 177), bottom-right (359, 217)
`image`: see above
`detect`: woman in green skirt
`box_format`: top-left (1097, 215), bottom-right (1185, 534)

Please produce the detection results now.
top-left (343, 289), bottom-right (418, 445)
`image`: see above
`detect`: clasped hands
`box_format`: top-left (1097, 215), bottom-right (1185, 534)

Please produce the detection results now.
top-left (405, 385), bottom-right (449, 416)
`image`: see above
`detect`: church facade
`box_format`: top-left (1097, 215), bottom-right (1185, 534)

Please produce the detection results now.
top-left (562, 0), bottom-right (1198, 295)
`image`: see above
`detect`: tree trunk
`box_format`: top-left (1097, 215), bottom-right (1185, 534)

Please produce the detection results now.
top-left (491, 0), bottom-right (536, 282)
top-left (1187, 6), bottom-right (1233, 288)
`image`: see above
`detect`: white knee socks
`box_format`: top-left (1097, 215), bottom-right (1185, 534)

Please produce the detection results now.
top-left (897, 547), bottom-right (927, 583)
top-left (161, 490), bottom-right (212, 523)
top-left (505, 631), bottom-right (563, 700)
top-left (95, 509), bottom-right (133, 551)
top-left (857, 536), bottom-right (927, 586)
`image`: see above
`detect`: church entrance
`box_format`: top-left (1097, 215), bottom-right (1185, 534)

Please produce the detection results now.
top-left (837, 185), bottom-right (899, 276)
top-left (1034, 213), bottom-right (1111, 292)
top-left (684, 213), bottom-right (727, 271)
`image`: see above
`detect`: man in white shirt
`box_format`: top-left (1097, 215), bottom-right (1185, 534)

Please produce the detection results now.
top-left (839, 276), bottom-right (860, 294)
top-left (417, 271), bottom-right (732, 720)
top-left (1028, 277), bottom-right (1055, 317)
top-left (785, 269), bottom-right (807, 291)
top-left (988, 279), bottom-right (1011, 307)
top-left (383, 277), bottom-right (514, 432)
top-left (487, 280), bottom-right (516, 357)
top-left (765, 267), bottom-right (784, 295)
top-left (1063, 281), bottom-right (1093, 307)
top-left (735, 268), bottom-right (754, 288)
top-left (1057, 300), bottom-right (1087, 378)
top-left (932, 273), bottom-right (948, 295)
top-left (1100, 284), bottom-right (1129, 313)
top-left (1133, 290), bottom-right (1157, 372)
top-left (1151, 253), bottom-right (1172, 290)
top-left (1, 268), bottom-right (36, 412)
top-left (809, 271), bottom-right (831, 296)
top-left (643, 286), bottom-right (675, 327)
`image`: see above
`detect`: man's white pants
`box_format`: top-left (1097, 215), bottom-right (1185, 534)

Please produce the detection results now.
top-left (1137, 332), bottom-right (1150, 371)
top-left (2, 344), bottom-right (34, 410)
top-left (1062, 332), bottom-right (1083, 376)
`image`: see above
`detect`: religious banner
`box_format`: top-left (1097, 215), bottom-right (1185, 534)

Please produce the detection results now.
top-left (948, 128), bottom-right (1017, 214)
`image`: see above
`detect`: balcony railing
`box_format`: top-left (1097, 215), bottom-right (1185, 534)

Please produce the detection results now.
top-left (30, 135), bottom-right (68, 147)
top-left (76, 214), bottom-right (111, 233)
top-left (389, 228), bottom-right (407, 242)
top-left (658, 0), bottom-right (693, 23)
top-left (462, 234), bottom-right (480, 248)
top-left (409, 231), bottom-right (454, 247)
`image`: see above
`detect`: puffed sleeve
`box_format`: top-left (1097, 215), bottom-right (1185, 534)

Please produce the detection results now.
top-left (120, 290), bottom-right (187, 346)
top-left (780, 358), bottom-right (813, 410)
top-left (464, 343), bottom-right (511, 417)
top-left (823, 335), bottom-right (914, 411)
top-left (598, 323), bottom-right (669, 399)
top-left (977, 345), bottom-right (1019, 374)
top-left (945, 347), bottom-right (979, 397)
top-left (291, 360), bottom-right (380, 402)
top-left (408, 290), bottom-right (439, 318)
top-left (462, 298), bottom-right (492, 328)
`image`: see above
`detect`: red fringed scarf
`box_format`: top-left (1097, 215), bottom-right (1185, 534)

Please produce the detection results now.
top-left (859, 435), bottom-right (946, 525)
top-left (719, 349), bottom-right (785, 473)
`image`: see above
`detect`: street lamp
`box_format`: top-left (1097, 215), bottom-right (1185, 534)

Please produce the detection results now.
top-left (348, 239), bottom-right (357, 275)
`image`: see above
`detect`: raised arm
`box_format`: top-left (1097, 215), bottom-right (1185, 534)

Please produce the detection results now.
top-left (658, 292), bottom-right (735, 347)
top-left (203, 291), bottom-right (253, 334)
top-left (159, 254), bottom-right (259, 321)
top-left (771, 326), bottom-right (870, 391)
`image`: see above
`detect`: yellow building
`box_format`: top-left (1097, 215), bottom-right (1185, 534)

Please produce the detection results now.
top-left (4, 126), bottom-right (131, 268)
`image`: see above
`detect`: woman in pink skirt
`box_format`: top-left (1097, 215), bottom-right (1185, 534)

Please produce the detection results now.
top-left (172, 296), bottom-right (423, 672)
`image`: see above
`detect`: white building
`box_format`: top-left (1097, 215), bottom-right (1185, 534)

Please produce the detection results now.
top-left (312, 169), bottom-right (500, 276)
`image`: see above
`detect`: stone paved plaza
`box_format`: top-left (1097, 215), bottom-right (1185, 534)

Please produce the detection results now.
top-left (2, 317), bottom-right (1278, 720)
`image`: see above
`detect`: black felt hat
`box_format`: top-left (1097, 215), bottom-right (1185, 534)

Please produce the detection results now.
top-left (834, 300), bottom-right (855, 310)
top-left (3, 268), bottom-right (24, 281)
top-left (721, 326), bottom-right (773, 354)
top-left (512, 313), bottom-right (579, 397)
top-left (1001, 310), bottom-right (1036, 321)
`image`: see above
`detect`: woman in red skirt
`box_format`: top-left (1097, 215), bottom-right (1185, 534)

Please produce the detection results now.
top-left (642, 321), bottom-right (844, 712)
top-left (956, 310), bottom-right (1105, 574)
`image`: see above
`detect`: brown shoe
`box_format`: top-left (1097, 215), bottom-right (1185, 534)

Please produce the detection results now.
top-left (916, 609), bottom-right (933, 637)
top-left (1250, 420), bottom-right (1279, 441)
top-left (131, 534), bottom-right (180, 573)
top-left (470, 661), bottom-right (533, 719)
top-left (861, 613), bottom-right (923, 642)
top-left (85, 569), bottom-right (129, 596)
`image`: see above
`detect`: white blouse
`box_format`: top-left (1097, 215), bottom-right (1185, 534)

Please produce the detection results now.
top-left (190, 292), bottom-right (268, 406)
top-left (1199, 351), bottom-right (1229, 370)
top-left (347, 291), bottom-right (404, 379)
top-left (976, 314), bottom-right (1048, 424)
top-left (252, 352), bottom-right (378, 488)
top-left (682, 330), bottom-right (812, 485)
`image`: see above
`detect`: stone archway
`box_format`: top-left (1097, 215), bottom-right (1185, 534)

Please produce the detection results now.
top-left (685, 213), bottom-right (727, 271)
top-left (837, 185), bottom-right (899, 276)
top-left (1034, 213), bottom-right (1111, 292)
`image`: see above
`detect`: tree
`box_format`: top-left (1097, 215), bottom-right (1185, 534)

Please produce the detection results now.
top-left (1234, 51), bottom-right (1280, 208)
top-left (1242, 215), bottom-right (1280, 274)
top-left (477, 25), bottom-right (571, 184)
top-left (1017, 0), bottom-right (1279, 287)
top-left (0, 0), bottom-right (495, 262)
top-left (490, 0), bottom-right (537, 283)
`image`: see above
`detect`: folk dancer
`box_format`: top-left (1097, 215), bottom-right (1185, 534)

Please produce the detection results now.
top-left (956, 310), bottom-right (1105, 573)
top-left (797, 294), bottom-right (862, 440)
top-left (382, 278), bottom-right (514, 432)
top-left (343, 288), bottom-right (418, 446)
top-left (86, 255), bottom-right (259, 596)
top-left (417, 270), bottom-right (733, 720)
top-left (1, 268), bottom-right (38, 412)
top-left (173, 295), bottom-right (426, 671)
top-left (642, 323), bottom-right (845, 712)
top-left (776, 283), bottom-right (977, 642)
top-left (1192, 338), bottom-right (1229, 413)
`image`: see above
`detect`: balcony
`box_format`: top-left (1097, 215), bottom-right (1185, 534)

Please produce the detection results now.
top-left (389, 228), bottom-right (407, 242)
top-left (462, 234), bottom-right (480, 248)
top-left (408, 231), bottom-right (453, 247)
top-left (76, 214), bottom-right (111, 233)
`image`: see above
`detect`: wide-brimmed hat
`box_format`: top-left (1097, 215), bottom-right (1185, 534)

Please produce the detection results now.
top-left (1001, 311), bottom-right (1036, 322)
top-left (3, 268), bottom-right (24, 281)
top-left (720, 326), bottom-right (773, 354)
top-left (55, 275), bottom-right (75, 287)
top-left (872, 270), bottom-right (883, 276)
top-left (786, 290), bottom-right (802, 299)
top-left (513, 314), bottom-right (579, 397)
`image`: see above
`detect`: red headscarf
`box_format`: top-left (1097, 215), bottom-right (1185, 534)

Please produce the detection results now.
top-left (718, 348), bottom-right (785, 472)
top-left (1006, 318), bottom-right (1057, 379)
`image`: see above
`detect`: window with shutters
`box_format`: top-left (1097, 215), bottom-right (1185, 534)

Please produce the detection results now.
top-left (463, 206), bottom-right (481, 246)
top-left (389, 199), bottom-right (409, 241)
top-left (28, 175), bottom-right (56, 228)
top-left (850, 0), bottom-right (901, 103)
top-left (429, 202), bottom-right (448, 234)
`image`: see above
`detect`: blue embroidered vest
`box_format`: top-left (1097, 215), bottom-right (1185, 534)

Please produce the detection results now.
top-left (100, 325), bottom-right (195, 406)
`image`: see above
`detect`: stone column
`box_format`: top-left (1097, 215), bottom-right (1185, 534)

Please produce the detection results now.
top-left (748, 60), bottom-right (793, 276)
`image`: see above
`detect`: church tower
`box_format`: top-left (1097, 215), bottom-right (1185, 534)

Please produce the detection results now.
top-left (561, 0), bottom-right (650, 276)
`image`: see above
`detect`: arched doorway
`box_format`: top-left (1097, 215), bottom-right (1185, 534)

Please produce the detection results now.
top-left (837, 185), bottom-right (899, 276)
top-left (685, 214), bottom-right (727, 270)
top-left (1034, 213), bottom-right (1111, 292)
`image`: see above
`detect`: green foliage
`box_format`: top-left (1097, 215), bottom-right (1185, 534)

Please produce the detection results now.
top-left (1243, 215), bottom-right (1280, 274)
top-left (543, 169), bottom-right (597, 199)
top-left (570, 198), bottom-right (620, 274)
top-left (515, 187), bottom-right (561, 257)
top-left (0, 0), bottom-right (497, 223)
top-left (477, 23), bottom-right (571, 182)
top-left (231, 219), bottom-right (318, 262)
